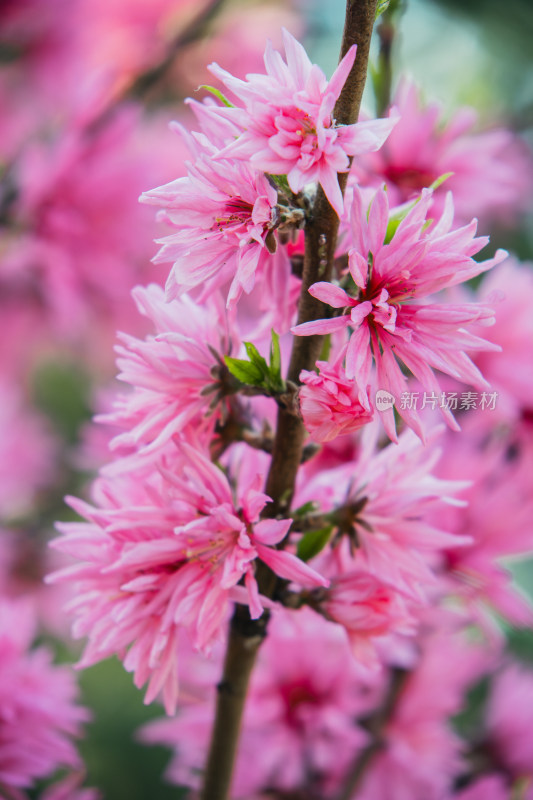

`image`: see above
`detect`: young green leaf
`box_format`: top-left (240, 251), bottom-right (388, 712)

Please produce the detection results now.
top-left (270, 329), bottom-right (281, 375)
top-left (291, 501), bottom-right (319, 518)
top-left (244, 342), bottom-right (269, 374)
top-left (297, 526), bottom-right (334, 562)
top-left (384, 171), bottom-right (454, 243)
top-left (376, 0), bottom-right (390, 19)
top-left (224, 356), bottom-right (264, 386)
top-left (198, 85), bottom-right (234, 107)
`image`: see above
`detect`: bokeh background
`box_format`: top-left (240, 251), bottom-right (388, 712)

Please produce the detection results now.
top-left (1, 1), bottom-right (532, 798)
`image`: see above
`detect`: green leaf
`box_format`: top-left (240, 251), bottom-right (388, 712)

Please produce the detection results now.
top-left (384, 217), bottom-right (400, 244)
top-left (375, 0), bottom-right (390, 18)
top-left (318, 334), bottom-right (331, 363)
top-left (269, 174), bottom-right (292, 195)
top-left (428, 171), bottom-right (454, 192)
top-left (244, 342), bottom-right (269, 374)
top-left (291, 501), bottom-right (319, 518)
top-left (198, 85), bottom-right (234, 107)
top-left (297, 526), bottom-right (334, 562)
top-left (384, 171), bottom-right (454, 244)
top-left (32, 360), bottom-right (92, 444)
top-left (224, 356), bottom-right (264, 386)
top-left (270, 330), bottom-right (281, 375)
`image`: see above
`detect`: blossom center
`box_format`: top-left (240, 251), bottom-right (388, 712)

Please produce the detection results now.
top-left (384, 164), bottom-right (436, 198)
top-left (214, 197), bottom-right (254, 230)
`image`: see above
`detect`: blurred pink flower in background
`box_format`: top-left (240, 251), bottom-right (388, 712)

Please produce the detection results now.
top-left (433, 414), bottom-right (533, 632)
top-left (141, 609), bottom-right (380, 798)
top-left (0, 598), bottom-right (90, 790)
top-left (0, 382), bottom-right (56, 521)
top-left (472, 258), bottom-right (533, 419)
top-left (358, 618), bottom-right (492, 800)
top-left (1, 106), bottom-right (180, 354)
top-left (486, 663), bottom-right (533, 784)
top-left (351, 81), bottom-right (533, 228)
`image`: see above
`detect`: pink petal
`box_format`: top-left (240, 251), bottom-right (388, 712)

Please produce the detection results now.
top-left (327, 44), bottom-right (357, 100)
top-left (253, 518), bottom-right (292, 546)
top-left (256, 544), bottom-right (329, 587)
top-left (309, 281), bottom-right (352, 308)
top-left (291, 315), bottom-right (351, 336)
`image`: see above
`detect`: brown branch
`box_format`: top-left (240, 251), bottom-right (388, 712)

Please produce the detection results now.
top-left (200, 4), bottom-right (379, 799)
top-left (200, 604), bottom-right (269, 800)
top-left (335, 667), bottom-right (408, 800)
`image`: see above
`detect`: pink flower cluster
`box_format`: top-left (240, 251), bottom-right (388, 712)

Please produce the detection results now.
top-left (352, 81), bottom-right (533, 228)
top-left (209, 29), bottom-right (398, 215)
top-left (29, 14), bottom-right (533, 800)
top-left (293, 186), bottom-right (506, 441)
top-left (49, 442), bottom-right (326, 714)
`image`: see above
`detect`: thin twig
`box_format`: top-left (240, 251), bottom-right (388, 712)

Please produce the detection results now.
top-left (125, 0), bottom-right (226, 99)
top-left (375, 0), bottom-right (403, 116)
top-left (335, 667), bottom-right (408, 800)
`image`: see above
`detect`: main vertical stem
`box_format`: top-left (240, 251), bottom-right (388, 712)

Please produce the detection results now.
top-left (200, 4), bottom-right (378, 799)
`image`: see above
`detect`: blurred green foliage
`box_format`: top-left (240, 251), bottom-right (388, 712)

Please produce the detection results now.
top-left (32, 361), bottom-right (92, 445)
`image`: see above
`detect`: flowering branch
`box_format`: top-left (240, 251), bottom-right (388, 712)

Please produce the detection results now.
top-left (265, 0), bottom-right (379, 515)
top-left (200, 3), bottom-right (379, 800)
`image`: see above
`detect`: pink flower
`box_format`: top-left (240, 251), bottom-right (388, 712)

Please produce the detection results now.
top-left (296, 425), bottom-right (470, 599)
top-left (292, 186), bottom-right (506, 440)
top-left (472, 259), bottom-right (533, 419)
top-left (454, 775), bottom-right (510, 800)
top-left (141, 104), bottom-right (279, 307)
top-left (299, 359), bottom-right (373, 442)
top-left (140, 609), bottom-right (378, 798)
top-left (486, 663), bottom-right (533, 780)
top-left (0, 381), bottom-right (56, 520)
top-left (209, 28), bottom-right (397, 216)
top-left (351, 81), bottom-right (533, 227)
top-left (0, 599), bottom-right (90, 790)
top-left (358, 619), bottom-right (491, 800)
top-left (5, 104), bottom-right (180, 346)
top-left (322, 568), bottom-right (417, 668)
top-left (433, 416), bottom-right (533, 631)
top-left (96, 284), bottom-right (239, 473)
top-left (40, 772), bottom-right (100, 800)
top-left (48, 442), bottom-right (327, 714)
